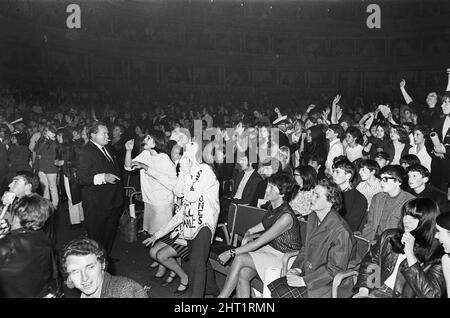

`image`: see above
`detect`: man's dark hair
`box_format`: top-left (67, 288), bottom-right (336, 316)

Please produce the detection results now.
top-left (406, 164), bottom-right (430, 180)
top-left (379, 165), bottom-right (406, 184)
top-left (328, 124), bottom-right (345, 140)
top-left (60, 238), bottom-right (107, 283)
top-left (15, 171), bottom-right (40, 193)
top-left (374, 151), bottom-right (391, 161)
top-left (413, 125), bottom-right (430, 137)
top-left (88, 121), bottom-right (106, 139)
top-left (332, 157), bottom-right (356, 181)
top-left (11, 194), bottom-right (53, 230)
top-left (358, 159), bottom-right (380, 176)
top-left (400, 154), bottom-right (421, 167)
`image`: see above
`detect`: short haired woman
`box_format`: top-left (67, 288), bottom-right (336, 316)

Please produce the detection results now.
top-left (268, 179), bottom-right (355, 298)
top-left (217, 172), bottom-right (302, 298)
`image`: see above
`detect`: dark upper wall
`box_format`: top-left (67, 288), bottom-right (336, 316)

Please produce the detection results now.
top-left (0, 0), bottom-right (449, 105)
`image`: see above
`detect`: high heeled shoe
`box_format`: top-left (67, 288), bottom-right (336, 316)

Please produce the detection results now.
top-left (174, 282), bottom-right (189, 296)
top-left (147, 262), bottom-right (159, 271)
top-left (161, 272), bottom-right (176, 287)
top-left (154, 269), bottom-right (167, 279)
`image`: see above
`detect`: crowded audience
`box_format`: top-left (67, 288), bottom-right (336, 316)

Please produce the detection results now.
top-left (0, 69), bottom-right (449, 298)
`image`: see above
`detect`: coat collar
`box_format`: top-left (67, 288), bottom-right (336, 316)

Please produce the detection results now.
top-left (306, 209), bottom-right (342, 241)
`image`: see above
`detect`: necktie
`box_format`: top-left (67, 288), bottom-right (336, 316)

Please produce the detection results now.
top-left (101, 147), bottom-right (113, 163)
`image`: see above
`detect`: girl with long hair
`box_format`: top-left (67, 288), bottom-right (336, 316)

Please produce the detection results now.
top-left (354, 197), bottom-right (445, 298)
top-left (125, 130), bottom-right (177, 280)
top-left (56, 128), bottom-right (84, 225)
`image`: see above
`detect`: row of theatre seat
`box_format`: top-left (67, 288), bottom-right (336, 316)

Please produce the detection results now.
top-left (124, 185), bottom-right (372, 298)
top-left (209, 203), bottom-right (372, 298)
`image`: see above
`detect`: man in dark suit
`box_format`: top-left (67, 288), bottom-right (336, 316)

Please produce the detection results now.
top-left (430, 93), bottom-right (450, 194)
top-left (229, 155), bottom-right (262, 205)
top-left (77, 122), bottom-right (123, 256)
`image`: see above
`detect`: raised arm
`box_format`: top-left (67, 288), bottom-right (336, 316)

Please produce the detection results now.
top-left (399, 79), bottom-right (413, 105)
top-left (331, 94), bottom-right (341, 124)
top-left (446, 69), bottom-right (450, 92)
top-left (124, 139), bottom-right (134, 170)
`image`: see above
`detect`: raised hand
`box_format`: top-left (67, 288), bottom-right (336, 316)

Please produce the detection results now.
top-left (306, 104), bottom-right (316, 112)
top-left (125, 139), bottom-right (134, 151)
top-left (400, 79), bottom-right (406, 88)
top-left (401, 232), bottom-right (415, 258)
top-left (332, 94), bottom-right (341, 106)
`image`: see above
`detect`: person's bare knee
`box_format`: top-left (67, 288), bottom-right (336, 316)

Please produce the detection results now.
top-left (238, 267), bottom-right (255, 283)
top-left (156, 246), bottom-right (177, 263)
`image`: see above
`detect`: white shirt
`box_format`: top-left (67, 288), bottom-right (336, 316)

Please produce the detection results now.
top-left (127, 151), bottom-right (176, 205)
top-left (409, 145), bottom-right (432, 173)
top-left (90, 140), bottom-right (115, 185)
top-left (345, 144), bottom-right (364, 162)
top-left (233, 169), bottom-right (254, 200)
top-left (202, 113), bottom-right (213, 128)
top-left (384, 254), bottom-right (407, 290)
top-left (154, 163), bottom-right (220, 243)
top-left (391, 143), bottom-right (405, 165)
top-left (326, 139), bottom-right (344, 172)
top-left (356, 179), bottom-right (382, 208)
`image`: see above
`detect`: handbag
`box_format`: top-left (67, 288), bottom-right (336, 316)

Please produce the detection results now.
top-left (119, 205), bottom-right (137, 243)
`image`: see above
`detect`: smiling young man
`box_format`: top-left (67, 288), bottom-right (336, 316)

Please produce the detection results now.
top-left (62, 238), bottom-right (148, 298)
top-left (361, 165), bottom-right (414, 242)
top-left (407, 164), bottom-right (449, 213)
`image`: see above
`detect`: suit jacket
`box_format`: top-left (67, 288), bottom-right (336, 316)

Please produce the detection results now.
top-left (230, 170), bottom-right (263, 205)
top-left (77, 141), bottom-right (123, 210)
top-left (250, 178), bottom-right (269, 208)
top-left (99, 272), bottom-right (148, 298)
top-left (291, 209), bottom-right (356, 298)
top-left (362, 190), bottom-right (415, 242)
